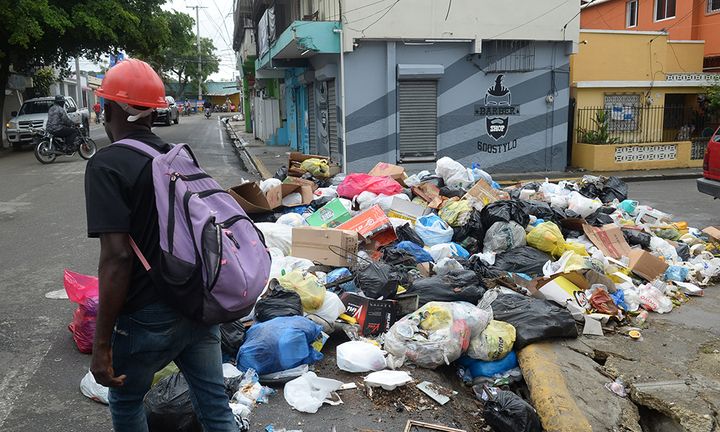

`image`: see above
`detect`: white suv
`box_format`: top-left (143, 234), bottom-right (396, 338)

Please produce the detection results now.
top-left (5, 96), bottom-right (89, 149)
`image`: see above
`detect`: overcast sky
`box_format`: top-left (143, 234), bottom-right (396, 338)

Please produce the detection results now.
top-left (77, 0), bottom-right (237, 82)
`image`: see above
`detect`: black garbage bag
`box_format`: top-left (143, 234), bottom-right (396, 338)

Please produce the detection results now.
top-left (599, 176), bottom-right (628, 203)
top-left (248, 212), bottom-right (281, 223)
top-left (219, 319), bottom-right (246, 358)
top-left (480, 200), bottom-right (530, 229)
top-left (579, 181), bottom-right (602, 200)
top-left (418, 173), bottom-right (445, 188)
top-left (463, 255), bottom-right (506, 279)
top-left (458, 236), bottom-right (481, 255)
top-left (622, 229), bottom-right (652, 249)
top-left (355, 261), bottom-right (401, 299)
top-left (675, 241), bottom-right (691, 261)
top-left (564, 208), bottom-right (581, 219)
top-left (407, 270), bottom-right (486, 307)
top-left (439, 186), bottom-right (466, 198)
top-left (452, 210), bottom-right (485, 243)
top-left (493, 247), bottom-right (552, 277)
top-left (585, 207), bottom-right (615, 226)
top-left (396, 223), bottom-right (425, 247)
top-left (273, 165), bottom-right (288, 180)
top-left (145, 373), bottom-right (202, 432)
top-left (518, 200), bottom-right (565, 223)
top-left (477, 387), bottom-right (543, 432)
top-left (310, 196), bottom-right (334, 211)
top-left (254, 279), bottom-right (303, 322)
top-left (509, 182), bottom-right (542, 200)
top-left (491, 294), bottom-right (578, 350)
top-left (382, 247), bottom-right (418, 267)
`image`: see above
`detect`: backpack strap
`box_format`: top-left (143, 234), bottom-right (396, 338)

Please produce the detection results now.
top-left (113, 138), bottom-right (163, 158)
top-left (129, 236), bottom-right (152, 271)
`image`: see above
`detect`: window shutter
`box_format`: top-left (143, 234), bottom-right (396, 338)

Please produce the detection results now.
top-left (399, 80), bottom-right (437, 160)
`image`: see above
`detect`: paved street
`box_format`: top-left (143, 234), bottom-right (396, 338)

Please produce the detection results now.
top-left (0, 113), bottom-right (249, 431)
top-left (0, 115), bottom-right (718, 431)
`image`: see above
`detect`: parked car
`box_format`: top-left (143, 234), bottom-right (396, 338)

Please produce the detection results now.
top-left (154, 96), bottom-right (179, 126)
top-left (697, 126), bottom-right (720, 198)
top-left (5, 96), bottom-right (89, 150)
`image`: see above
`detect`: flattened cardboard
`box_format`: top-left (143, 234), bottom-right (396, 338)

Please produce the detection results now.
top-left (306, 198), bottom-right (352, 228)
top-left (338, 204), bottom-right (397, 247)
top-left (368, 162), bottom-right (407, 186)
top-left (282, 176), bottom-right (318, 191)
top-left (288, 152), bottom-right (341, 177)
top-left (583, 224), bottom-right (632, 259)
top-left (464, 179), bottom-right (509, 205)
top-left (291, 227), bottom-right (358, 267)
top-left (387, 197), bottom-right (431, 222)
top-left (228, 182), bottom-right (282, 214)
top-left (341, 293), bottom-right (398, 336)
top-left (628, 249), bottom-right (668, 281)
top-left (533, 271), bottom-right (590, 309)
top-left (412, 182), bottom-right (444, 209)
top-left (702, 226), bottom-right (720, 242)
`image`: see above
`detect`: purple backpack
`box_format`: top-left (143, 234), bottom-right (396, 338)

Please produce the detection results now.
top-left (115, 139), bottom-right (270, 324)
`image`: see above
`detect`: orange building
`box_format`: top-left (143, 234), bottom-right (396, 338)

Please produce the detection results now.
top-left (581, 0), bottom-right (720, 70)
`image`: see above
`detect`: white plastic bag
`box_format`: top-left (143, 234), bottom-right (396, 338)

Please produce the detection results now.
top-left (483, 221), bottom-right (526, 254)
top-left (307, 291), bottom-right (346, 324)
top-left (415, 214), bottom-right (454, 246)
top-left (650, 236), bottom-right (679, 262)
top-left (358, 193), bottom-right (410, 212)
top-left (364, 370), bottom-right (412, 390)
top-left (282, 192), bottom-right (303, 207)
top-left (619, 284), bottom-right (640, 312)
top-left (404, 170), bottom-right (431, 187)
top-left (276, 213), bottom-right (307, 227)
top-left (637, 284), bottom-right (673, 313)
top-left (567, 191), bottom-right (601, 218)
top-left (316, 187), bottom-right (338, 198)
top-left (259, 178), bottom-right (282, 194)
top-left (283, 372), bottom-right (343, 413)
top-left (429, 243), bottom-right (465, 262)
top-left (435, 157), bottom-right (474, 188)
top-left (434, 258), bottom-right (464, 275)
top-left (336, 341), bottom-right (387, 373)
top-left (80, 370), bottom-right (109, 405)
top-left (257, 222), bottom-right (292, 255)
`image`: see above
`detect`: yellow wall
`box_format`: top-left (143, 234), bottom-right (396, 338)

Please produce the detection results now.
top-left (665, 42), bottom-right (705, 73)
top-left (571, 141), bottom-right (703, 171)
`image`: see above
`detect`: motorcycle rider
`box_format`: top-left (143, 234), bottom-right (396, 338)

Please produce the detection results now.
top-left (47, 95), bottom-right (79, 151)
top-left (203, 100), bottom-right (212, 118)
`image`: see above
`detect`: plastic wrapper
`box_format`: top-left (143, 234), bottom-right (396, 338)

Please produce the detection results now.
top-left (283, 372), bottom-right (343, 414)
top-left (589, 289), bottom-right (620, 315)
top-left (429, 242), bottom-right (470, 261)
top-left (467, 320), bottom-right (516, 361)
top-left (277, 270), bottom-right (326, 312)
top-left (255, 279), bottom-right (304, 322)
top-left (336, 173), bottom-right (403, 198)
top-left (336, 341), bottom-right (387, 373)
top-left (219, 319), bottom-right (246, 358)
top-left (354, 261), bottom-right (401, 299)
top-left (478, 387), bottom-right (543, 432)
top-left (407, 270), bottom-right (486, 307)
top-left (483, 221), bottom-right (527, 254)
top-left (493, 247), bottom-right (552, 277)
top-left (396, 223), bottom-right (425, 246)
top-left (236, 316), bottom-right (324, 375)
top-left (438, 199), bottom-right (473, 227)
top-left (491, 294), bottom-right (578, 350)
top-left (480, 200), bottom-right (530, 229)
top-left (435, 156), bottom-right (474, 188)
top-left (567, 191), bottom-right (602, 218)
top-left (415, 214), bottom-right (454, 246)
top-left (384, 300), bottom-right (492, 369)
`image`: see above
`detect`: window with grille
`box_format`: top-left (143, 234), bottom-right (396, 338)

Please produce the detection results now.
top-left (604, 94), bottom-right (641, 131)
top-left (626, 0), bottom-right (638, 27)
top-left (655, 0), bottom-right (676, 20)
top-left (709, 0), bottom-right (720, 12)
top-left (483, 40), bottom-right (536, 73)
top-left (398, 81), bottom-right (437, 160)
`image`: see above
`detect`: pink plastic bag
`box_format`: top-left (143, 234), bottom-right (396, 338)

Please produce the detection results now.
top-left (64, 269), bottom-right (99, 354)
top-left (337, 174), bottom-right (403, 198)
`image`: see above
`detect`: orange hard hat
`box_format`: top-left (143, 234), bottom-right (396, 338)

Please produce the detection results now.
top-left (96, 59), bottom-right (168, 108)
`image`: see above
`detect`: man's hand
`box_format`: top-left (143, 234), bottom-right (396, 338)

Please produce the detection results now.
top-left (90, 345), bottom-right (126, 387)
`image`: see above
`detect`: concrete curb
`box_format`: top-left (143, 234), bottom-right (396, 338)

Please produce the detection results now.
top-left (222, 121), bottom-right (269, 179)
top-left (495, 171), bottom-right (702, 186)
top-left (517, 343), bottom-right (593, 432)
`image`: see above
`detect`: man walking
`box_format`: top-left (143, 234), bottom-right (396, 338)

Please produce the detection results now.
top-left (92, 101), bottom-right (102, 124)
top-left (85, 58), bottom-right (240, 432)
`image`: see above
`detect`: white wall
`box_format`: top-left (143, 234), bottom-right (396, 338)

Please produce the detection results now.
top-left (339, 0), bottom-right (580, 52)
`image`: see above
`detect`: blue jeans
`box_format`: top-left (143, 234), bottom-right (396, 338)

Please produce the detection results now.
top-left (108, 302), bottom-right (238, 432)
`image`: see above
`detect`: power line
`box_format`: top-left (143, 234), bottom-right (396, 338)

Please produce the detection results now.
top-left (489, 0), bottom-right (571, 40)
top-left (212, 0), bottom-right (233, 44)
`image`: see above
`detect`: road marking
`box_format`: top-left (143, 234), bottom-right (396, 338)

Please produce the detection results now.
top-left (217, 119), bottom-right (225, 149)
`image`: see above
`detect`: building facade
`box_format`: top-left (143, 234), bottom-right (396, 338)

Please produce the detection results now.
top-left (580, 0), bottom-right (720, 71)
top-left (234, 0), bottom-right (580, 173)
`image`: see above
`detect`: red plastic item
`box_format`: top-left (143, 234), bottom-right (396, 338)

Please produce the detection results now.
top-left (95, 59), bottom-right (168, 108)
top-left (589, 289), bottom-right (619, 316)
top-left (336, 174), bottom-right (403, 198)
top-left (64, 269), bottom-right (99, 354)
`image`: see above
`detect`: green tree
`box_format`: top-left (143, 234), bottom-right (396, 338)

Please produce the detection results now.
top-left (27, 67), bottom-right (56, 98)
top-left (0, 0), bottom-right (172, 130)
top-left (706, 84), bottom-right (720, 115)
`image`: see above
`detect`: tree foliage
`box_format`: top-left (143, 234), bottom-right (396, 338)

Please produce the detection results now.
top-left (706, 84), bottom-right (720, 115)
top-left (28, 67), bottom-right (56, 98)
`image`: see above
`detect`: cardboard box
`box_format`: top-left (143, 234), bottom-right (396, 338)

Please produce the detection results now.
top-left (341, 293), bottom-right (398, 336)
top-left (338, 204), bottom-right (398, 247)
top-left (228, 182), bottom-right (282, 213)
top-left (464, 179), bottom-right (510, 205)
top-left (386, 197), bottom-right (431, 222)
top-left (306, 198), bottom-right (352, 228)
top-left (280, 183), bottom-right (314, 207)
top-left (628, 249), bottom-right (668, 281)
top-left (288, 152), bottom-right (341, 177)
top-left (533, 271), bottom-right (590, 309)
top-left (702, 226), bottom-right (720, 242)
top-left (412, 182), bottom-right (444, 209)
top-left (282, 176), bottom-right (318, 192)
top-left (291, 227), bottom-right (359, 267)
top-left (583, 224), bottom-right (631, 259)
top-left (368, 162), bottom-right (407, 186)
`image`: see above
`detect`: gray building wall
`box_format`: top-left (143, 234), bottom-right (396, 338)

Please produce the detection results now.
top-left (342, 40), bottom-right (571, 173)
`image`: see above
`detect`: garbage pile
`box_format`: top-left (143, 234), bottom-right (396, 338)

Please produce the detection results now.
top-left (67, 153), bottom-right (720, 431)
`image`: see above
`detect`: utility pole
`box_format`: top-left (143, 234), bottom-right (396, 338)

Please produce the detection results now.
top-left (187, 5), bottom-right (208, 104)
top-left (75, 57), bottom-right (83, 108)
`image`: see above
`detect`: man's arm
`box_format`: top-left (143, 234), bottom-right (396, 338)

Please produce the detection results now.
top-left (90, 233), bottom-right (133, 387)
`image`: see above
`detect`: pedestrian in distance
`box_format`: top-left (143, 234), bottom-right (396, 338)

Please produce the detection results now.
top-left (85, 58), bottom-right (242, 432)
top-left (92, 101), bottom-right (102, 124)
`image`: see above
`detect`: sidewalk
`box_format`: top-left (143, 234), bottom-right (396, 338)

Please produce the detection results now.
top-left (224, 119), bottom-right (289, 180)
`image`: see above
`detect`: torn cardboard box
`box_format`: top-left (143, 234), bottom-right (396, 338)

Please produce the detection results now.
top-left (583, 224), bottom-right (631, 259)
top-left (531, 271), bottom-right (590, 310)
top-left (306, 198), bottom-right (352, 228)
top-left (464, 179), bottom-right (509, 205)
top-left (628, 249), bottom-right (668, 281)
top-left (338, 204), bottom-right (397, 247)
top-left (368, 162), bottom-right (407, 186)
top-left (341, 293), bottom-right (398, 336)
top-left (702, 226), bottom-right (720, 242)
top-left (291, 227), bottom-right (359, 267)
top-left (386, 197), bottom-right (431, 222)
top-left (228, 182), bottom-right (282, 213)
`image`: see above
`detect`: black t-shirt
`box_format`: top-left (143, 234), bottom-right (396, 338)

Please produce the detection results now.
top-left (85, 130), bottom-right (171, 313)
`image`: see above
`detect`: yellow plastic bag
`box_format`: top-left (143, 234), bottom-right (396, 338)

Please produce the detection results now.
top-left (419, 304), bottom-right (453, 331)
top-left (278, 270), bottom-right (326, 311)
top-left (467, 320), bottom-right (516, 361)
top-left (300, 158), bottom-right (330, 178)
top-left (526, 222), bottom-right (567, 257)
top-left (438, 199), bottom-right (472, 227)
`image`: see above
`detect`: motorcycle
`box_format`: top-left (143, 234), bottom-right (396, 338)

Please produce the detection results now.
top-left (33, 124), bottom-right (98, 164)
top-left (205, 109), bottom-right (212, 119)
